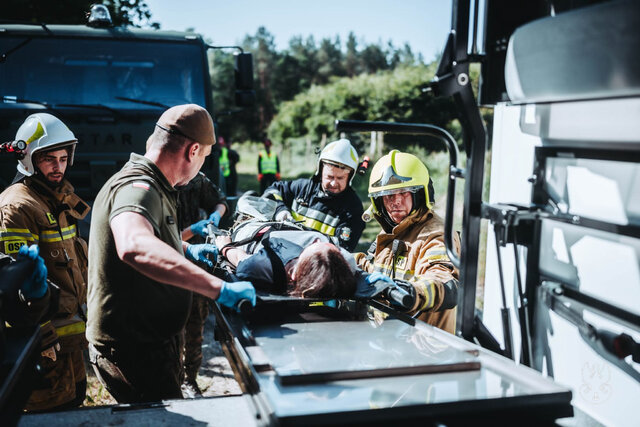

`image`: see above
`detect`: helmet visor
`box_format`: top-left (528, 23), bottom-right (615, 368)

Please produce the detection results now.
top-left (369, 185), bottom-right (422, 199)
top-left (322, 159), bottom-right (354, 171)
top-left (370, 165), bottom-right (411, 188)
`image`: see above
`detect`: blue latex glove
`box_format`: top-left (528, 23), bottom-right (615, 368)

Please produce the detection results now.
top-left (365, 272), bottom-right (395, 286)
top-left (190, 219), bottom-right (211, 238)
top-left (217, 281), bottom-right (256, 310)
top-left (18, 245), bottom-right (48, 299)
top-left (185, 243), bottom-right (218, 268)
top-left (209, 211), bottom-right (222, 227)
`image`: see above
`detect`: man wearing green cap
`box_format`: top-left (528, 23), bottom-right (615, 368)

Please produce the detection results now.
top-left (87, 104), bottom-right (256, 403)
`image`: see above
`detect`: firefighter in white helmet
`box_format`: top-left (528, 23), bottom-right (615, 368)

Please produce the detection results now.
top-left (263, 138), bottom-right (365, 251)
top-left (0, 113), bottom-right (90, 411)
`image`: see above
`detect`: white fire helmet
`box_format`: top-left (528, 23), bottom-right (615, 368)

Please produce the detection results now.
top-left (315, 138), bottom-right (359, 185)
top-left (15, 113), bottom-right (77, 176)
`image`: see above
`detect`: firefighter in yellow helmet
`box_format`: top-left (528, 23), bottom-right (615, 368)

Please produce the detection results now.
top-left (354, 150), bottom-right (460, 334)
top-left (0, 113), bottom-right (90, 410)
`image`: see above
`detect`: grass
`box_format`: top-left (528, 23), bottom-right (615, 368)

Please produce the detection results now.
top-left (83, 354), bottom-right (116, 406)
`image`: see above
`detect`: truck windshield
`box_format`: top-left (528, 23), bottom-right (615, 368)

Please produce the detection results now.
top-left (0, 37), bottom-right (206, 109)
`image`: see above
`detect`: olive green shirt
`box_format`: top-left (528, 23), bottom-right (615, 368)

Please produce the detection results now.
top-left (86, 153), bottom-right (191, 346)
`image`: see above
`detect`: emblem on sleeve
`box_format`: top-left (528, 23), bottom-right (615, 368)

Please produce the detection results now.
top-left (340, 227), bottom-right (352, 241)
top-left (132, 182), bottom-right (150, 191)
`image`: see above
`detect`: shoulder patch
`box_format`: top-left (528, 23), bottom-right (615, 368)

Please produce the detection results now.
top-left (132, 182), bottom-right (151, 191)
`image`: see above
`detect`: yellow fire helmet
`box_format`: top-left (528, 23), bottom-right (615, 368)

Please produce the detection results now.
top-left (368, 150), bottom-right (433, 218)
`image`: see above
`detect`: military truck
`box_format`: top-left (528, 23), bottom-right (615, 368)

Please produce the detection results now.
top-left (0, 6), bottom-right (254, 200)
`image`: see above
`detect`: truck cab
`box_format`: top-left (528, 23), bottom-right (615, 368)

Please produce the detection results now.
top-left (0, 14), bottom-right (253, 200)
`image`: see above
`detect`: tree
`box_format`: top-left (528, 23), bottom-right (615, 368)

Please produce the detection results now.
top-left (3, 0), bottom-right (159, 28)
top-left (359, 44), bottom-right (389, 74)
top-left (344, 32), bottom-right (360, 77)
top-left (316, 37), bottom-right (345, 84)
top-left (242, 27), bottom-right (279, 135)
top-left (288, 36), bottom-right (320, 90)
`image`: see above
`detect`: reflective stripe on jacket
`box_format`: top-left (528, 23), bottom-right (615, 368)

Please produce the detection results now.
top-left (263, 178), bottom-right (365, 251)
top-left (355, 209), bottom-right (460, 334)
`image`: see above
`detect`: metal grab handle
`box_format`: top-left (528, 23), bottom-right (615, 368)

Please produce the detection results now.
top-left (335, 119), bottom-right (461, 269)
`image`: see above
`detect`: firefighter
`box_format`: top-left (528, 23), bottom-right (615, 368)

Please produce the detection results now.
top-left (263, 138), bottom-right (365, 251)
top-left (0, 113), bottom-right (91, 411)
top-left (355, 150), bottom-right (461, 334)
top-left (257, 138), bottom-right (280, 194)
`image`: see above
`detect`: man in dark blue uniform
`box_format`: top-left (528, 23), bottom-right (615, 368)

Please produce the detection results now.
top-left (262, 138), bottom-right (365, 251)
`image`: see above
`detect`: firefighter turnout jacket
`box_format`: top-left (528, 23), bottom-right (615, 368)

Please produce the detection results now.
top-left (355, 209), bottom-right (460, 334)
top-left (0, 175), bottom-right (90, 409)
top-left (264, 178), bottom-right (365, 251)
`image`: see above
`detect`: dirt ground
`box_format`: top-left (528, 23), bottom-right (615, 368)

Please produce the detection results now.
top-left (84, 314), bottom-right (241, 406)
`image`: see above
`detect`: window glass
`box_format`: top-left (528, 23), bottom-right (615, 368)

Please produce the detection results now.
top-left (0, 37), bottom-right (206, 109)
top-left (544, 158), bottom-right (640, 226)
top-left (540, 219), bottom-right (640, 316)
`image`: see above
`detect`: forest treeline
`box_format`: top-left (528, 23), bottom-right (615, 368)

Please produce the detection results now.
top-left (210, 26), bottom-right (464, 149)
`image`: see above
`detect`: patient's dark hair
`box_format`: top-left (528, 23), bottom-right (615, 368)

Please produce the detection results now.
top-left (290, 246), bottom-right (355, 298)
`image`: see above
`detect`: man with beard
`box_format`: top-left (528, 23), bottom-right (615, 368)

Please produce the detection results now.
top-left (0, 113), bottom-right (91, 411)
top-left (262, 138), bottom-right (365, 251)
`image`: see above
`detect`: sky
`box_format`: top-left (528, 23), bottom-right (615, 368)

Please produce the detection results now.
top-left (144, 0), bottom-right (453, 63)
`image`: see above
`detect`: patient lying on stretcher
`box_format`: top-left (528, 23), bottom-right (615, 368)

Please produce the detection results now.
top-left (215, 225), bottom-right (413, 308)
top-left (216, 228), bottom-right (357, 298)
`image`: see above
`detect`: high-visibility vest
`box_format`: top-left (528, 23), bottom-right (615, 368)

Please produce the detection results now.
top-left (259, 150), bottom-right (278, 174)
top-left (220, 147), bottom-right (230, 177)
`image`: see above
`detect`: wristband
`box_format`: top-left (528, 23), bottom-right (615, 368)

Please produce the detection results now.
top-left (221, 245), bottom-right (234, 259)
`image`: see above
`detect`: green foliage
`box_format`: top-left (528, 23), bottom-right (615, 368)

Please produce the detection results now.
top-left (209, 26), bottom-right (426, 142)
top-left (267, 64), bottom-right (460, 149)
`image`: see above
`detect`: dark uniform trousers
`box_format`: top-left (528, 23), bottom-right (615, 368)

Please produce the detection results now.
top-left (88, 335), bottom-right (184, 403)
top-left (177, 172), bottom-right (227, 386)
top-left (259, 173), bottom-right (277, 194)
top-left (182, 294), bottom-right (210, 383)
